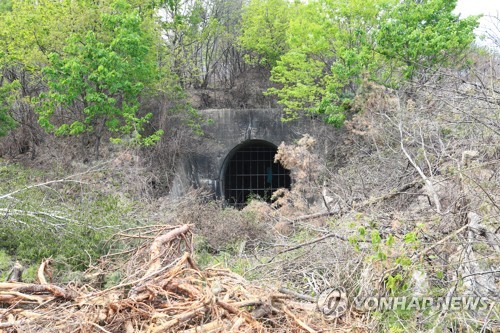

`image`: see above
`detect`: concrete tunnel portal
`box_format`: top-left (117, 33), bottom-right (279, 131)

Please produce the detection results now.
top-left (168, 109), bottom-right (331, 205)
top-left (221, 140), bottom-right (291, 207)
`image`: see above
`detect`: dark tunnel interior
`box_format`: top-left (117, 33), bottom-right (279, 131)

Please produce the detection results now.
top-left (223, 140), bottom-right (291, 208)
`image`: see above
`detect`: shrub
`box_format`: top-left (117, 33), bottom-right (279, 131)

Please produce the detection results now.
top-left (0, 160), bottom-right (135, 271)
top-left (177, 195), bottom-right (270, 253)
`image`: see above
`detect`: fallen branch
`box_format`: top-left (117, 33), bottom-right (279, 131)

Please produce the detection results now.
top-left (145, 224), bottom-right (192, 277)
top-left (0, 321), bottom-right (23, 329)
top-left (0, 291), bottom-right (50, 304)
top-left (399, 121), bottom-right (442, 213)
top-left (0, 281), bottom-right (77, 304)
top-left (0, 225), bottom-right (366, 333)
top-left (148, 307), bottom-right (206, 333)
top-left (417, 224), bottom-right (469, 260)
top-left (0, 208), bottom-right (76, 223)
top-left (179, 320), bottom-right (222, 333)
top-left (291, 180), bottom-right (422, 222)
top-left (282, 305), bottom-right (318, 333)
top-left (0, 179), bottom-right (85, 201)
top-left (216, 298), bottom-right (262, 329)
top-left (268, 232), bottom-right (348, 263)
top-left (278, 288), bottom-right (315, 302)
top-left (353, 180), bottom-right (423, 209)
top-left (37, 258), bottom-right (53, 285)
top-left (293, 211), bottom-right (337, 222)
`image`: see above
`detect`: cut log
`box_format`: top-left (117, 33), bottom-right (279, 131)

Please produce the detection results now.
top-left (5, 261), bottom-right (24, 282)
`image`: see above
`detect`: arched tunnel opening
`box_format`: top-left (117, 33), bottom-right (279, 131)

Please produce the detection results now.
top-left (222, 140), bottom-right (291, 208)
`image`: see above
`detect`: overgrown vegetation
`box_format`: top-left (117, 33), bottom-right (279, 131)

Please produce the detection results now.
top-left (242, 0), bottom-right (479, 124)
top-left (0, 0), bottom-right (481, 156)
top-left (0, 0), bottom-right (498, 332)
top-left (0, 159), bottom-right (142, 272)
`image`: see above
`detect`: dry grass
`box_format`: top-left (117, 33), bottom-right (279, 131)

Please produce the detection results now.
top-left (0, 225), bottom-right (372, 333)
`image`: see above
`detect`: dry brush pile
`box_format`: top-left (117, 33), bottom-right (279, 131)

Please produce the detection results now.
top-left (0, 224), bottom-right (370, 333)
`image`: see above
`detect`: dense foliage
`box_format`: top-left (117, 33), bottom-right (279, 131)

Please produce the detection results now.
top-left (0, 0), bottom-right (480, 142)
top-left (242, 0), bottom-right (479, 124)
top-left (38, 1), bottom-right (162, 156)
top-left (0, 0), bottom-right (163, 157)
top-left (0, 161), bottom-right (132, 270)
top-left (0, 1), bottom-right (497, 331)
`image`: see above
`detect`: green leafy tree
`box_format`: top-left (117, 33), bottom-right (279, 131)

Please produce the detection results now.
top-left (0, 0), bottom-right (87, 69)
top-left (0, 0), bottom-right (96, 147)
top-left (0, 0), bottom-right (12, 12)
top-left (269, 0), bottom-right (389, 124)
top-left (241, 0), bottom-right (479, 126)
top-left (376, 0), bottom-right (479, 81)
top-left (239, 0), bottom-right (292, 67)
top-left (37, 0), bottom-right (162, 157)
top-left (0, 79), bottom-right (17, 136)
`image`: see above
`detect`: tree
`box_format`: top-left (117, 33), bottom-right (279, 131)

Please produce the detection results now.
top-left (265, 0), bottom-right (391, 124)
top-left (0, 0), bottom-right (164, 158)
top-left (376, 0), bottom-right (479, 82)
top-left (0, 79), bottom-right (17, 136)
top-left (158, 0), bottom-right (246, 90)
top-left (0, 0), bottom-right (98, 155)
top-left (241, 0), bottom-right (479, 126)
top-left (37, 0), bottom-right (162, 158)
top-left (239, 0), bottom-right (292, 67)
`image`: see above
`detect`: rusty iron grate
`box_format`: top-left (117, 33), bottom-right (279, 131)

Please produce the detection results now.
top-left (223, 141), bottom-right (291, 208)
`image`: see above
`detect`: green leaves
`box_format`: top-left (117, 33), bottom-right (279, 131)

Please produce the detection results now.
top-left (251, 0), bottom-right (388, 123)
top-left (403, 231), bottom-right (418, 244)
top-left (0, 0), bottom-right (12, 12)
top-left (240, 0), bottom-right (479, 126)
top-left (0, 79), bottom-right (19, 136)
top-left (36, 0), bottom-right (161, 155)
top-left (0, 161), bottom-right (135, 269)
top-left (240, 0), bottom-right (292, 67)
top-left (0, 0), bottom-right (162, 153)
top-left (376, 0), bottom-right (480, 80)
top-left (268, 51), bottom-right (326, 121)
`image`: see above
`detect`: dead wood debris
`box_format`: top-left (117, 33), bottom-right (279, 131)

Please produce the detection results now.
top-left (0, 225), bottom-right (368, 333)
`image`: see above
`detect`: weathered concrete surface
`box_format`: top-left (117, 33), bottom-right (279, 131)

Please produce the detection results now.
top-left (169, 108), bottom-right (336, 199)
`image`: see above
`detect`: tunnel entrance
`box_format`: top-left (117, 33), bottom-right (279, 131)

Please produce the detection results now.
top-left (222, 140), bottom-right (291, 208)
